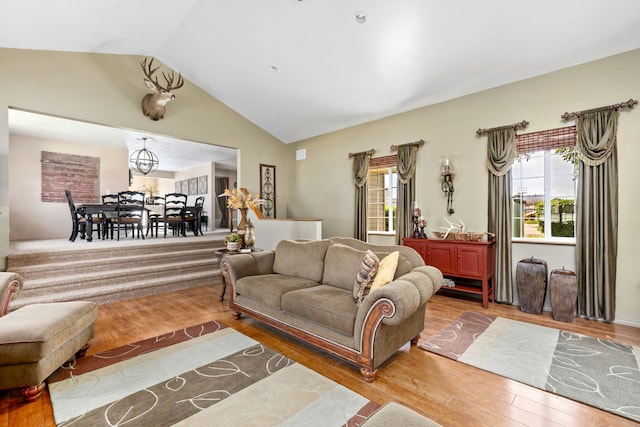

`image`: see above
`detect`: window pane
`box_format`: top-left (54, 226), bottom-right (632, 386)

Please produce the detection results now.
top-left (513, 155), bottom-right (544, 239)
top-left (512, 149), bottom-right (575, 240)
top-left (549, 150), bottom-right (576, 238)
top-left (367, 167), bottom-right (397, 232)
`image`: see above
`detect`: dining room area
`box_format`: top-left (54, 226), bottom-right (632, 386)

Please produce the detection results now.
top-left (7, 108), bottom-right (239, 245)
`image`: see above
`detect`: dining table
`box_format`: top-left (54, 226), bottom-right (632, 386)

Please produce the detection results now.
top-left (77, 204), bottom-right (203, 241)
top-left (76, 204), bottom-right (148, 242)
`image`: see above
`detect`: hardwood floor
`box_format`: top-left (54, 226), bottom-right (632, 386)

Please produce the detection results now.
top-left (1, 284), bottom-right (638, 426)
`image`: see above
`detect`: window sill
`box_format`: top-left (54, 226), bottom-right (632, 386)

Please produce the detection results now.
top-left (368, 231), bottom-right (395, 236)
top-left (512, 238), bottom-right (576, 246)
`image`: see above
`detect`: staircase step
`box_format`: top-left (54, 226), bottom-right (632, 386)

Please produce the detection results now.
top-left (7, 233), bottom-right (228, 308)
top-left (10, 271), bottom-right (220, 309)
top-left (7, 238), bottom-right (224, 268)
top-left (14, 248), bottom-right (219, 281)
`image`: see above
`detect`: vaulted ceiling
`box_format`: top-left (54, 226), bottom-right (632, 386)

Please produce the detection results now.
top-left (3, 1), bottom-right (640, 145)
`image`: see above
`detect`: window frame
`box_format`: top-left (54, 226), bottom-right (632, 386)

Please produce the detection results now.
top-left (367, 156), bottom-right (398, 235)
top-left (512, 127), bottom-right (577, 244)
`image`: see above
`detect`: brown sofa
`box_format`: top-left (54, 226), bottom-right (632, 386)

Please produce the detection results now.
top-left (221, 237), bottom-right (443, 381)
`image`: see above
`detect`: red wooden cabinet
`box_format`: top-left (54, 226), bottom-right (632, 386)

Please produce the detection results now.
top-left (403, 238), bottom-right (495, 309)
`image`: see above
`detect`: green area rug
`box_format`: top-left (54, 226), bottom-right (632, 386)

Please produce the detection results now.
top-left (48, 321), bottom-right (378, 426)
top-left (420, 312), bottom-right (640, 423)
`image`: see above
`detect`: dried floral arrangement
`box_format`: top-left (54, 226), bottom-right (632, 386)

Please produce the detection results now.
top-left (219, 188), bottom-right (264, 210)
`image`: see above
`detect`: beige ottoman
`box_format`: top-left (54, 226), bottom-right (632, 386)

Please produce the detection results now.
top-left (361, 402), bottom-right (442, 427)
top-left (0, 300), bottom-right (98, 401)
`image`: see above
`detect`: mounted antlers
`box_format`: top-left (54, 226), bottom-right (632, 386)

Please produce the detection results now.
top-left (140, 57), bottom-right (184, 121)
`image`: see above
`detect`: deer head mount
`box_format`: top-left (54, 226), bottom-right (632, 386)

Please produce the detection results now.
top-left (140, 57), bottom-right (184, 121)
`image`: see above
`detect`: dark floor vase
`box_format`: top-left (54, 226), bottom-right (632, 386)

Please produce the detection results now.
top-left (549, 269), bottom-right (578, 323)
top-left (516, 257), bottom-right (548, 314)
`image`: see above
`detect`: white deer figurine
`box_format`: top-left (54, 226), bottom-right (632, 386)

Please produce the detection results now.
top-left (140, 57), bottom-right (184, 121)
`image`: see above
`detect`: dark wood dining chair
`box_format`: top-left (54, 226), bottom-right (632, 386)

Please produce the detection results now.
top-left (146, 195), bottom-right (165, 237)
top-left (185, 196), bottom-right (205, 236)
top-left (65, 189), bottom-right (102, 241)
top-left (116, 191), bottom-right (146, 240)
top-left (163, 193), bottom-right (187, 237)
top-left (101, 193), bottom-right (118, 239)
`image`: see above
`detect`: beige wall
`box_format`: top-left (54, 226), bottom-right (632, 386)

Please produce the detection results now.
top-left (287, 49), bottom-right (640, 326)
top-left (0, 48), bottom-right (288, 263)
top-left (1, 47), bottom-right (638, 325)
top-left (175, 163), bottom-right (215, 226)
top-left (9, 134), bottom-right (129, 240)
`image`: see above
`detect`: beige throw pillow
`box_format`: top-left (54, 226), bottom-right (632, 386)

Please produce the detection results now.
top-left (354, 250), bottom-right (379, 306)
top-left (369, 251), bottom-right (400, 292)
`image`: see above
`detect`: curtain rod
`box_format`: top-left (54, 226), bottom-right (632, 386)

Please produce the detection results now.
top-left (476, 120), bottom-right (529, 136)
top-left (348, 149), bottom-right (375, 158)
top-left (561, 98), bottom-right (638, 120)
top-left (390, 139), bottom-right (425, 151)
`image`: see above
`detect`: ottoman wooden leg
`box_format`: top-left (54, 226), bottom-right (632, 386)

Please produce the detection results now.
top-left (19, 383), bottom-right (45, 402)
top-left (76, 343), bottom-right (90, 358)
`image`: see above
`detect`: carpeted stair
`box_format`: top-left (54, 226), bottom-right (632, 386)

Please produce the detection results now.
top-left (6, 238), bottom-right (226, 309)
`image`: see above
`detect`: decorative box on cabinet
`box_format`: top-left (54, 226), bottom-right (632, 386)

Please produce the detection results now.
top-left (403, 238), bottom-right (495, 309)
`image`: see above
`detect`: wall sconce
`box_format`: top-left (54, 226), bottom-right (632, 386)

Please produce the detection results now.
top-left (441, 156), bottom-right (454, 215)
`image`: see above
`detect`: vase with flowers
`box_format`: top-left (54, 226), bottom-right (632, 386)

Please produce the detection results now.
top-left (219, 188), bottom-right (264, 233)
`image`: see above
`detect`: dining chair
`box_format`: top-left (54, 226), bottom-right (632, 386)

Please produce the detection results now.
top-left (186, 196), bottom-right (205, 236)
top-left (101, 193), bottom-right (118, 239)
top-left (163, 193), bottom-right (187, 237)
top-left (116, 191), bottom-right (146, 240)
top-left (65, 189), bottom-right (102, 241)
top-left (146, 195), bottom-right (165, 237)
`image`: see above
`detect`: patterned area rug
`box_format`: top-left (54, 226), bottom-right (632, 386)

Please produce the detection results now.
top-left (420, 312), bottom-right (640, 423)
top-left (48, 321), bottom-right (378, 426)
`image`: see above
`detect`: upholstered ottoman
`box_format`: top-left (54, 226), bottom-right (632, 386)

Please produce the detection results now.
top-left (361, 402), bottom-right (442, 427)
top-left (0, 300), bottom-right (98, 401)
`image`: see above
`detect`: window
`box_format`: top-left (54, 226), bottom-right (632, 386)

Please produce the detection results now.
top-left (367, 156), bottom-right (397, 233)
top-left (512, 126), bottom-right (577, 240)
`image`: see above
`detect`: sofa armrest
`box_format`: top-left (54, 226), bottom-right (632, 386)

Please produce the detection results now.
top-left (0, 272), bottom-right (23, 317)
top-left (220, 251), bottom-right (276, 285)
top-left (355, 279), bottom-right (421, 329)
top-left (353, 265), bottom-right (442, 332)
top-left (395, 266), bottom-right (443, 306)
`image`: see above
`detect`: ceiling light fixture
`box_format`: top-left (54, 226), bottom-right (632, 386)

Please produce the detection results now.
top-left (129, 137), bottom-right (159, 175)
top-left (354, 11), bottom-right (367, 24)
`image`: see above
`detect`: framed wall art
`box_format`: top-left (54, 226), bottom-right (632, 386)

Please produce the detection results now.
top-left (198, 175), bottom-right (208, 195)
top-left (260, 163), bottom-right (276, 218)
top-left (188, 178), bottom-right (197, 196)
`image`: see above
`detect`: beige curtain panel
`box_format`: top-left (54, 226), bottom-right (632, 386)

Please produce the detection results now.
top-left (352, 152), bottom-right (370, 241)
top-left (575, 109), bottom-right (618, 321)
top-left (486, 128), bottom-right (516, 303)
top-left (395, 144), bottom-right (418, 244)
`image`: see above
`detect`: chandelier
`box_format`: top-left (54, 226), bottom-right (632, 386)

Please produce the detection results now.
top-left (129, 137), bottom-right (159, 175)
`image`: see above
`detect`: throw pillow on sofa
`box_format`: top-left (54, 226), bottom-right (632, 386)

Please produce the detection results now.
top-left (354, 250), bottom-right (380, 306)
top-left (369, 251), bottom-right (400, 293)
top-left (273, 239), bottom-right (331, 282)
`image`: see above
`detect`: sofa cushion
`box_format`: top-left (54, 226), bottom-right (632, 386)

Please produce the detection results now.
top-left (354, 250), bottom-right (380, 306)
top-left (370, 251), bottom-right (400, 293)
top-left (323, 243), bottom-right (369, 292)
top-left (281, 285), bottom-right (357, 336)
top-left (273, 239), bottom-right (330, 282)
top-left (235, 274), bottom-right (319, 310)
